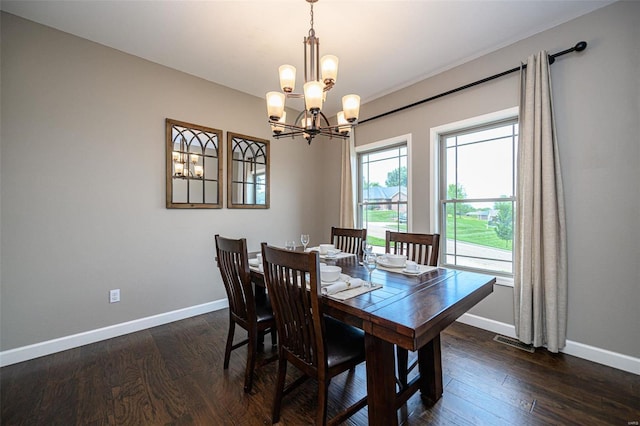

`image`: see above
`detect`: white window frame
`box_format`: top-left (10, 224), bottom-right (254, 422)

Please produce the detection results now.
top-left (430, 107), bottom-right (518, 286)
top-left (356, 134), bottom-right (412, 242)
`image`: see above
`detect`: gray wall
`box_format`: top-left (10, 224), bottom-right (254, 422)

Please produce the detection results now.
top-left (0, 13), bottom-right (327, 350)
top-left (2, 1), bottom-right (639, 361)
top-left (334, 1), bottom-right (638, 358)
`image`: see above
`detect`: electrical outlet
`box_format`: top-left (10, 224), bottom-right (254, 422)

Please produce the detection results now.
top-left (109, 289), bottom-right (120, 303)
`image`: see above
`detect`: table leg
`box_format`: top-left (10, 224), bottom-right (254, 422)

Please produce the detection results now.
top-left (253, 280), bottom-right (266, 348)
top-left (364, 333), bottom-right (398, 426)
top-left (417, 333), bottom-right (443, 405)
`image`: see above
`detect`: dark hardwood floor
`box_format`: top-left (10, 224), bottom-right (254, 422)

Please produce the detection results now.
top-left (2, 309), bottom-right (638, 425)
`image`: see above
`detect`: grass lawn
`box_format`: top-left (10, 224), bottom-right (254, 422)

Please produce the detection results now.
top-left (362, 210), bottom-right (511, 251)
top-left (363, 210), bottom-right (398, 222)
top-left (447, 216), bottom-right (512, 250)
top-left (362, 209), bottom-right (407, 248)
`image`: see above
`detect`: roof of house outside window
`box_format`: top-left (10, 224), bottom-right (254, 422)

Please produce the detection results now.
top-left (363, 186), bottom-right (406, 201)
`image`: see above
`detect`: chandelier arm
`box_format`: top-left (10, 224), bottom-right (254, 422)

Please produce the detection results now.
top-left (317, 111), bottom-right (333, 129)
top-left (268, 120), bottom-right (349, 141)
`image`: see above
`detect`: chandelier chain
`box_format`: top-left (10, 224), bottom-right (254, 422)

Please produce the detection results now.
top-left (309, 2), bottom-right (314, 31)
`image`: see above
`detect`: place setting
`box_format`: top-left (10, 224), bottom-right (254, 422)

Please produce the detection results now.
top-left (306, 243), bottom-right (355, 260)
top-left (319, 264), bottom-right (381, 300)
top-left (375, 253), bottom-right (438, 276)
top-left (248, 253), bottom-right (263, 272)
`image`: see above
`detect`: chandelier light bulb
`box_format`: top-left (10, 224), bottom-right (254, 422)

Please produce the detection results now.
top-left (300, 115), bottom-right (313, 130)
top-left (337, 111), bottom-right (350, 134)
top-left (278, 65), bottom-right (296, 93)
top-left (303, 81), bottom-right (324, 111)
top-left (320, 55), bottom-right (338, 85)
top-left (266, 91), bottom-right (286, 120)
top-left (271, 111), bottom-right (287, 134)
top-left (342, 94), bottom-right (361, 122)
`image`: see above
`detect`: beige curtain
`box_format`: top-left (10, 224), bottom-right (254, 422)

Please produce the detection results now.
top-left (514, 52), bottom-right (568, 353)
top-left (339, 133), bottom-right (356, 227)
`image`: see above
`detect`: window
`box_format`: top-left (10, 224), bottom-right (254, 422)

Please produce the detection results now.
top-left (357, 137), bottom-right (409, 252)
top-left (439, 117), bottom-right (517, 277)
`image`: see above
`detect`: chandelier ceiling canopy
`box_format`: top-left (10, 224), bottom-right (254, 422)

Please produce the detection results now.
top-left (265, 0), bottom-right (360, 144)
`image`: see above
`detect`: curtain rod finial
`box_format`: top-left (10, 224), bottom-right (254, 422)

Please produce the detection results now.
top-left (575, 41), bottom-right (587, 52)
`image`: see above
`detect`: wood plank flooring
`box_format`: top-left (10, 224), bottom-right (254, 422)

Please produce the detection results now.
top-left (2, 309), bottom-right (638, 425)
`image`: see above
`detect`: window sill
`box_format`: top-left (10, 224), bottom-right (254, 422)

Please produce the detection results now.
top-left (495, 276), bottom-right (514, 287)
top-left (441, 264), bottom-right (514, 287)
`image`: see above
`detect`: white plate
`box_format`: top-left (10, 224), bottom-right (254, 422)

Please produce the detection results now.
top-left (249, 258), bottom-right (259, 266)
top-left (402, 268), bottom-right (421, 275)
top-left (321, 250), bottom-right (342, 259)
top-left (376, 258), bottom-right (405, 269)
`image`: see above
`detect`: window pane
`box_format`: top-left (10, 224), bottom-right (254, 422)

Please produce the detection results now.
top-left (445, 147), bottom-right (458, 199)
top-left (440, 118), bottom-right (517, 277)
top-left (456, 137), bottom-right (514, 199)
top-left (358, 143), bottom-right (408, 252)
top-left (443, 200), bottom-right (513, 273)
top-left (457, 124), bottom-right (514, 145)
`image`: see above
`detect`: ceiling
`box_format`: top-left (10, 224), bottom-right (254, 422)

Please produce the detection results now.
top-left (2, 0), bottom-right (612, 117)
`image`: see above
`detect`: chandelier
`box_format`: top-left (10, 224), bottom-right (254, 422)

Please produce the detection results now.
top-left (265, 0), bottom-right (360, 144)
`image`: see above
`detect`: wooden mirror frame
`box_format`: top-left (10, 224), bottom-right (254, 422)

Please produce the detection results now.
top-left (166, 118), bottom-right (223, 208)
top-left (227, 132), bottom-right (270, 209)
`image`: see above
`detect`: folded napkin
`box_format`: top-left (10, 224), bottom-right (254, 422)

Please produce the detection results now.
top-left (321, 274), bottom-right (364, 295)
top-left (248, 259), bottom-right (263, 272)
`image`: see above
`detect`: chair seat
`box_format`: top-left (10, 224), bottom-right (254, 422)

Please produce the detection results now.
top-left (256, 297), bottom-right (275, 324)
top-left (324, 316), bottom-right (365, 369)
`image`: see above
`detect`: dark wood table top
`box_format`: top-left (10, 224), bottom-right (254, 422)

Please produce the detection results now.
top-left (251, 253), bottom-right (495, 351)
top-left (317, 255), bottom-right (495, 351)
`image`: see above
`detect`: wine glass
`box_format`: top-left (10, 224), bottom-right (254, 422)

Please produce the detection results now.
top-left (362, 240), bottom-right (373, 256)
top-left (363, 252), bottom-right (377, 288)
top-left (300, 234), bottom-right (310, 251)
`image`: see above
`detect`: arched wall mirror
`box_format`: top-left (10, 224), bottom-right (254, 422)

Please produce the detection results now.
top-left (166, 118), bottom-right (223, 208)
top-left (227, 132), bottom-right (270, 209)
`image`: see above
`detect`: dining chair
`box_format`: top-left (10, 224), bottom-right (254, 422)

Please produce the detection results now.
top-left (385, 231), bottom-right (441, 390)
top-left (214, 234), bottom-right (277, 393)
top-left (330, 226), bottom-right (367, 257)
top-left (261, 243), bottom-right (368, 426)
top-left (385, 230), bottom-right (440, 266)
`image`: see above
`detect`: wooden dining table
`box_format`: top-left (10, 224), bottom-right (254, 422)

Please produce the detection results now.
top-left (251, 252), bottom-right (495, 426)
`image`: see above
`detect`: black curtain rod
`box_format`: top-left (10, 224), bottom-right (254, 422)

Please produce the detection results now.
top-left (358, 41), bottom-right (587, 125)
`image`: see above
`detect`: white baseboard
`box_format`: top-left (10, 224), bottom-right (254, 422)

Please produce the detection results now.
top-left (2, 304), bottom-right (637, 376)
top-left (0, 299), bottom-right (229, 367)
top-left (456, 313), bottom-right (640, 375)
